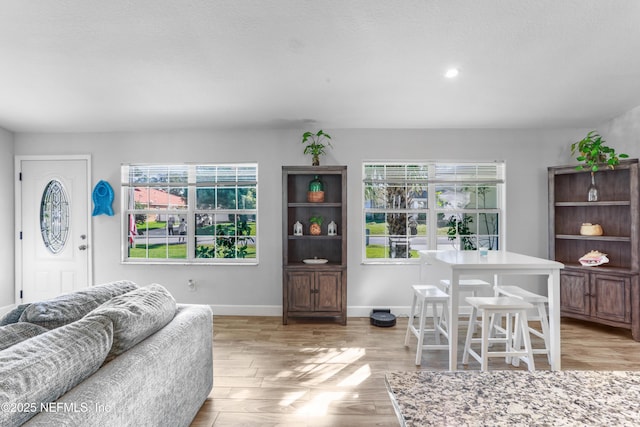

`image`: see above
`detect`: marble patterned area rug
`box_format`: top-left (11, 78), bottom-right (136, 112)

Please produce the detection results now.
top-left (385, 370), bottom-right (640, 427)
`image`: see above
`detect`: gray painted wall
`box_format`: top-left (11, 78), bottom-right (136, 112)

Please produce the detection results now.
top-left (600, 105), bottom-right (640, 153)
top-left (13, 126), bottom-right (612, 316)
top-left (0, 128), bottom-right (14, 308)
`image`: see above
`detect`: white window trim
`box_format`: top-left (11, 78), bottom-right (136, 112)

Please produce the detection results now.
top-left (362, 160), bottom-right (506, 264)
top-left (121, 162), bottom-right (258, 265)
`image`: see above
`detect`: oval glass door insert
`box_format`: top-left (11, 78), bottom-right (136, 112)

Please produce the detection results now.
top-left (40, 179), bottom-right (70, 254)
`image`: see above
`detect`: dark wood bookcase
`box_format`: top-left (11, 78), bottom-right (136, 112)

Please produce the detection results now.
top-left (282, 166), bottom-right (347, 325)
top-left (548, 159), bottom-right (640, 340)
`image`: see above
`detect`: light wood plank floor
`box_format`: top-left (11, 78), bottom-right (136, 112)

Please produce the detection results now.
top-left (191, 316), bottom-right (640, 427)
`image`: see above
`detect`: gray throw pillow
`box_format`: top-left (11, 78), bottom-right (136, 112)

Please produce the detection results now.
top-left (0, 304), bottom-right (30, 326)
top-left (0, 322), bottom-right (49, 351)
top-left (87, 283), bottom-right (177, 362)
top-left (19, 280), bottom-right (138, 329)
top-left (0, 315), bottom-right (113, 426)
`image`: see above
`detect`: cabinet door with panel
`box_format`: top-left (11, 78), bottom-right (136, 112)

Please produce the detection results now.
top-left (560, 270), bottom-right (590, 316)
top-left (315, 271), bottom-right (342, 311)
top-left (591, 272), bottom-right (631, 324)
top-left (285, 270), bottom-right (343, 313)
top-left (286, 271), bottom-right (314, 312)
top-left (560, 269), bottom-right (632, 327)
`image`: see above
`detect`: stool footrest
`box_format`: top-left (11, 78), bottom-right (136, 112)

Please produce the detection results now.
top-left (495, 285), bottom-right (548, 303)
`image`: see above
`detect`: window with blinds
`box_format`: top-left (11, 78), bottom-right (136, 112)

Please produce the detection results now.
top-left (363, 161), bottom-right (505, 263)
top-left (121, 163), bottom-right (258, 264)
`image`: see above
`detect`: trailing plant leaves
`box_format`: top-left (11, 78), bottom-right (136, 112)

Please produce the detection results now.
top-left (571, 131), bottom-right (628, 172)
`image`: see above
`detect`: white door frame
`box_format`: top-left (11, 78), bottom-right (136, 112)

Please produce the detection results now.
top-left (14, 154), bottom-right (93, 303)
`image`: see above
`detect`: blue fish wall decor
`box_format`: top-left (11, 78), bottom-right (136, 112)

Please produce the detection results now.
top-left (92, 180), bottom-right (114, 216)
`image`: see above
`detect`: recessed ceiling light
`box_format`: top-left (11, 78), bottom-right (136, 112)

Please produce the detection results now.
top-left (445, 68), bottom-right (459, 79)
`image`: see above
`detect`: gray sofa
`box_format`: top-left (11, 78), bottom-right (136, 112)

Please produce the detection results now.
top-left (0, 281), bottom-right (213, 427)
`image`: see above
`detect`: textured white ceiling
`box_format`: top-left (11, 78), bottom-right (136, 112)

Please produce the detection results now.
top-left (0, 0), bottom-right (639, 132)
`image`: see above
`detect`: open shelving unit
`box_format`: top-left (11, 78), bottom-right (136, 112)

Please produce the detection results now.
top-left (282, 166), bottom-right (347, 325)
top-left (548, 159), bottom-right (640, 340)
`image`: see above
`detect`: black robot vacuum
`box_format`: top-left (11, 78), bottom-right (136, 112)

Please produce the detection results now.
top-left (370, 309), bottom-right (396, 327)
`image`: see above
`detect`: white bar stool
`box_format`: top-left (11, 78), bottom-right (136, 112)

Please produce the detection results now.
top-left (493, 285), bottom-right (551, 365)
top-left (462, 296), bottom-right (536, 371)
top-left (404, 284), bottom-right (450, 365)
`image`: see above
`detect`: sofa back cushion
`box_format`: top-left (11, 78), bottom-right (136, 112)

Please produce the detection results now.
top-left (0, 315), bottom-right (113, 426)
top-left (87, 283), bottom-right (177, 362)
top-left (0, 322), bottom-right (49, 351)
top-left (19, 280), bottom-right (138, 329)
top-left (0, 303), bottom-right (30, 326)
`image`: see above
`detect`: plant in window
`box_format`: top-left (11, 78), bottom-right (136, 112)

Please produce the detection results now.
top-left (446, 214), bottom-right (476, 250)
top-left (216, 236), bottom-right (236, 258)
top-left (302, 130), bottom-right (333, 166)
top-left (212, 219), bottom-right (255, 258)
top-left (235, 216), bottom-right (254, 258)
top-left (477, 186), bottom-right (498, 250)
top-left (195, 245), bottom-right (215, 258)
top-left (441, 187), bottom-right (476, 250)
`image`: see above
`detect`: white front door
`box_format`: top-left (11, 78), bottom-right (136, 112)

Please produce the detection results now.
top-left (16, 156), bottom-right (92, 303)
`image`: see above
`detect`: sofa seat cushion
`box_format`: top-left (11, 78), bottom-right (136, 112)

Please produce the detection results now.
top-left (0, 315), bottom-right (113, 426)
top-left (19, 280), bottom-right (138, 329)
top-left (0, 322), bottom-right (49, 351)
top-left (87, 283), bottom-right (177, 362)
top-left (0, 303), bottom-right (30, 326)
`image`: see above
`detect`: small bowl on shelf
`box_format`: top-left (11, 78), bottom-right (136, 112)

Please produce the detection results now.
top-left (580, 223), bottom-right (603, 236)
top-left (303, 258), bottom-right (328, 264)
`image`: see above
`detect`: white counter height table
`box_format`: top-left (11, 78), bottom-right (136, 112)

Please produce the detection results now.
top-left (419, 250), bottom-right (564, 371)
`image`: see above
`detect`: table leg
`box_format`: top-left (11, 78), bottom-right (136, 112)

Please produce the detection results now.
top-left (449, 271), bottom-right (459, 370)
top-left (548, 270), bottom-right (561, 370)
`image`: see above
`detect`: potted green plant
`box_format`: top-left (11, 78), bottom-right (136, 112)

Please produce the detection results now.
top-left (571, 131), bottom-right (629, 201)
top-left (570, 131), bottom-right (628, 172)
top-left (309, 215), bottom-right (323, 235)
top-left (302, 130), bottom-right (333, 166)
top-left (446, 215), bottom-right (476, 250)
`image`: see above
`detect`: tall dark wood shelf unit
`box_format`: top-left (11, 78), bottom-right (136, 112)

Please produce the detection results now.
top-left (282, 166), bottom-right (347, 325)
top-left (548, 159), bottom-right (640, 341)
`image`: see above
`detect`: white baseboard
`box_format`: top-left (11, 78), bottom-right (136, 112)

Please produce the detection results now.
top-left (348, 306), bottom-right (473, 318)
top-left (209, 305), bottom-right (473, 318)
top-left (348, 306), bottom-right (412, 318)
top-left (210, 305), bottom-right (281, 316)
